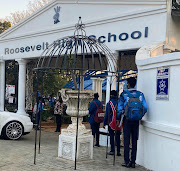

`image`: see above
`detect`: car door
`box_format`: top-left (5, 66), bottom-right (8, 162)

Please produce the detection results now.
top-left (0, 113), bottom-right (2, 135)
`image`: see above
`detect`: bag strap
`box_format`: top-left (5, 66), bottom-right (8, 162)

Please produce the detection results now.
top-left (100, 102), bottom-right (103, 108)
top-left (109, 101), bottom-right (117, 117)
top-left (109, 101), bottom-right (117, 109)
top-left (109, 101), bottom-right (115, 113)
top-left (92, 101), bottom-right (100, 109)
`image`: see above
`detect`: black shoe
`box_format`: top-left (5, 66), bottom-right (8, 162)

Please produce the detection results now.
top-left (131, 163), bottom-right (135, 168)
top-left (107, 151), bottom-right (114, 155)
top-left (117, 153), bottom-right (121, 156)
top-left (121, 163), bottom-right (130, 168)
top-left (94, 144), bottom-right (100, 147)
top-left (129, 161), bottom-right (136, 168)
top-left (55, 130), bottom-right (60, 132)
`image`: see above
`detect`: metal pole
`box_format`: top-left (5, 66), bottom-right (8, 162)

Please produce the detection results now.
top-left (34, 70), bottom-right (39, 164)
top-left (34, 111), bottom-right (38, 165)
top-left (113, 75), bottom-right (116, 166)
top-left (38, 109), bottom-right (42, 154)
top-left (113, 52), bottom-right (121, 166)
top-left (4, 61), bottom-right (7, 111)
top-left (106, 80), bottom-right (112, 159)
top-left (117, 52), bottom-right (121, 98)
top-left (38, 72), bottom-right (43, 154)
top-left (75, 72), bottom-right (81, 170)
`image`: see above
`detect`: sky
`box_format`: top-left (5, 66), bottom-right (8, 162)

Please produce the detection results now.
top-left (0, 0), bottom-right (30, 19)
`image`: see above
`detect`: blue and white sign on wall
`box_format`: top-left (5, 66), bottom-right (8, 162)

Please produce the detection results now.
top-left (156, 67), bottom-right (169, 100)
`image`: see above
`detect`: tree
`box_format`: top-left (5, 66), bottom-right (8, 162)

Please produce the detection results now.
top-left (27, 0), bottom-right (52, 14)
top-left (5, 0), bottom-right (52, 25)
top-left (5, 11), bottom-right (29, 26)
top-left (33, 70), bottom-right (70, 98)
top-left (0, 21), bottom-right (11, 34)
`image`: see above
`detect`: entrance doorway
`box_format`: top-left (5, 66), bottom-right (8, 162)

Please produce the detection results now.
top-left (119, 50), bottom-right (137, 71)
top-left (118, 50), bottom-right (138, 89)
top-left (5, 60), bottom-right (18, 112)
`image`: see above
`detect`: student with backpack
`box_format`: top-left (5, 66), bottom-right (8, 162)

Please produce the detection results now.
top-left (88, 93), bottom-right (103, 147)
top-left (117, 77), bottom-right (147, 168)
top-left (103, 90), bottom-right (122, 156)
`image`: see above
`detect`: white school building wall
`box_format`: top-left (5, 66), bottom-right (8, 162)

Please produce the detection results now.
top-left (136, 51), bottom-right (180, 171)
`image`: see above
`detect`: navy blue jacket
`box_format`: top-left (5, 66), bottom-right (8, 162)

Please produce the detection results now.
top-left (88, 98), bottom-right (102, 125)
top-left (103, 97), bottom-right (117, 126)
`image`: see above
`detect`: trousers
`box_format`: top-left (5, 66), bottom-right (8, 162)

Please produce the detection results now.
top-left (123, 117), bottom-right (139, 164)
top-left (55, 115), bottom-right (61, 131)
top-left (91, 123), bottom-right (100, 145)
top-left (109, 126), bottom-right (121, 154)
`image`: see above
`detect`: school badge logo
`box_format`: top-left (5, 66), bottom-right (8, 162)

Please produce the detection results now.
top-left (159, 80), bottom-right (166, 91)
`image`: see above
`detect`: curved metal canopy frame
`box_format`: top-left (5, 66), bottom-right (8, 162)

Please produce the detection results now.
top-left (33, 17), bottom-right (119, 170)
top-left (35, 17), bottom-right (117, 73)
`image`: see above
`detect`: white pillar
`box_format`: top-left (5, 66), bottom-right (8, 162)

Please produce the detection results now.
top-left (0, 58), bottom-right (5, 111)
top-left (91, 77), bottom-right (104, 101)
top-left (105, 52), bottom-right (118, 103)
top-left (16, 59), bottom-right (27, 115)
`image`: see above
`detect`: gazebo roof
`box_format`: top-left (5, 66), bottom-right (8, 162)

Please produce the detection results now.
top-left (35, 17), bottom-right (117, 73)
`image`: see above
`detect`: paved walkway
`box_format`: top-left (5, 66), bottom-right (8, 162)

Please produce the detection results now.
top-left (0, 130), bottom-right (149, 171)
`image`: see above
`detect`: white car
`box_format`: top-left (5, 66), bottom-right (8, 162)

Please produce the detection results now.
top-left (0, 111), bottom-right (33, 140)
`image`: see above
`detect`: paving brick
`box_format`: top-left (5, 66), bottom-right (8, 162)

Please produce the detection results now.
top-left (0, 130), bottom-right (148, 171)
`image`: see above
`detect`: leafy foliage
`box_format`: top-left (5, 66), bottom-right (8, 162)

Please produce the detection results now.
top-left (5, 61), bottom-right (69, 111)
top-left (0, 21), bottom-right (11, 34)
top-left (5, 60), bottom-right (18, 85)
top-left (33, 70), bottom-right (70, 97)
top-left (5, 61), bottom-right (19, 112)
top-left (4, 0), bottom-right (52, 25)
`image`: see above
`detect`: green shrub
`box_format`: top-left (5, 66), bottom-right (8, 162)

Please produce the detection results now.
top-left (41, 107), bottom-right (54, 121)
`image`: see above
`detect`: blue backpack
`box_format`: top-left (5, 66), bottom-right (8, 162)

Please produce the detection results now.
top-left (125, 90), bottom-right (144, 121)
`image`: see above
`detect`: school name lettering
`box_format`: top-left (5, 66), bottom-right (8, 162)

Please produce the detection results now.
top-left (5, 42), bottom-right (49, 55)
top-left (91, 27), bottom-right (148, 43)
top-left (4, 27), bottom-right (148, 55)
